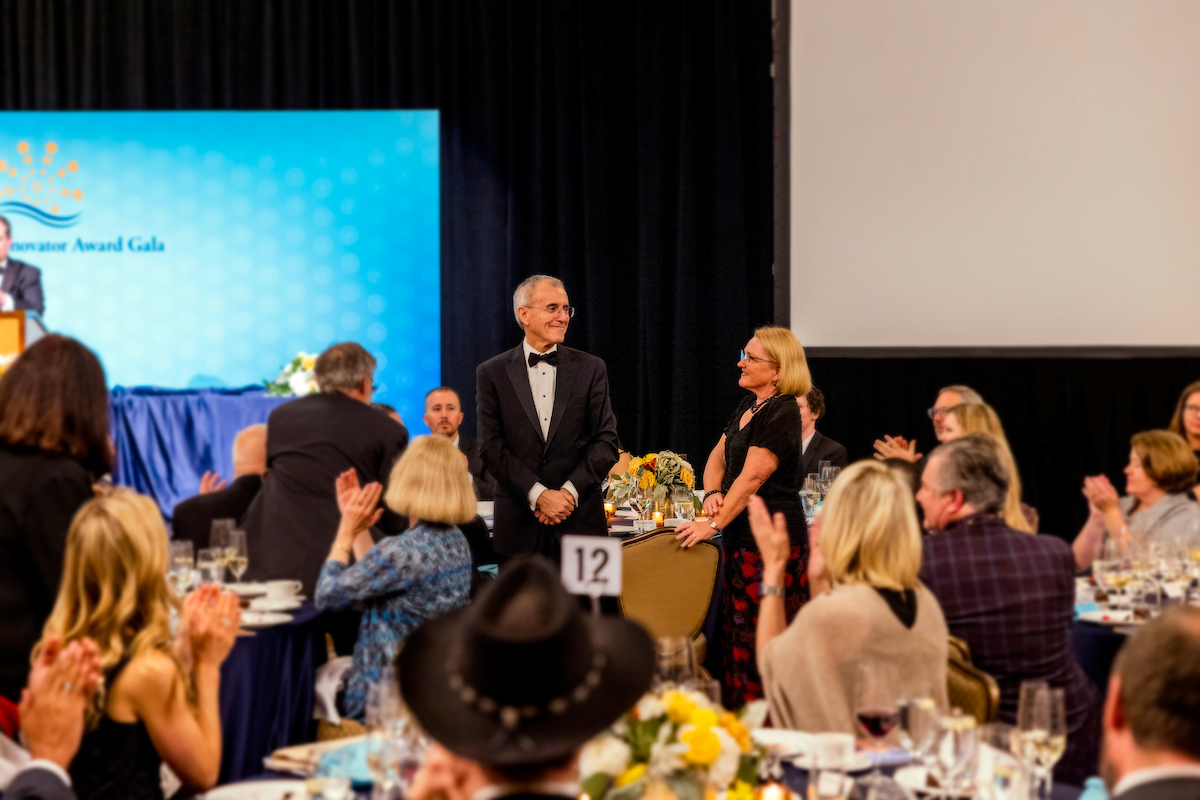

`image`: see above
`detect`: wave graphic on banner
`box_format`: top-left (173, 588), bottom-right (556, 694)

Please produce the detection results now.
top-left (0, 201), bottom-right (82, 228)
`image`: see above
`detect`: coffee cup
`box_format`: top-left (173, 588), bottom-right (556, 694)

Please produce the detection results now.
top-left (265, 580), bottom-right (302, 599)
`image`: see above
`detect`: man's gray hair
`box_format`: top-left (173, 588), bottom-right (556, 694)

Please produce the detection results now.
top-left (929, 434), bottom-right (1008, 513)
top-left (939, 384), bottom-right (983, 404)
top-left (512, 275), bottom-right (565, 327)
top-left (314, 342), bottom-right (377, 393)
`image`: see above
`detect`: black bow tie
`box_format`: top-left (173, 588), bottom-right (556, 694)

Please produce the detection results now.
top-left (528, 350), bottom-right (559, 368)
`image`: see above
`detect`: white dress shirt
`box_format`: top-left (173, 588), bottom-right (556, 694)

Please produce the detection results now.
top-left (801, 430), bottom-right (816, 455)
top-left (0, 733), bottom-right (73, 792)
top-left (521, 339), bottom-right (578, 511)
top-left (1112, 764), bottom-right (1200, 798)
top-left (0, 259), bottom-right (13, 312)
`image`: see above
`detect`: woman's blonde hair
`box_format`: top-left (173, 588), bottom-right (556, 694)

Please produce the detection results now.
top-left (384, 435), bottom-right (478, 525)
top-left (819, 460), bottom-right (922, 591)
top-left (35, 489), bottom-right (180, 718)
top-left (753, 326), bottom-right (812, 397)
top-left (946, 403), bottom-right (1033, 534)
top-left (1131, 430), bottom-right (1199, 495)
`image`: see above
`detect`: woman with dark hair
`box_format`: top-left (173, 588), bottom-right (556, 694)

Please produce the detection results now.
top-left (0, 335), bottom-right (111, 701)
top-left (1167, 380), bottom-right (1200, 498)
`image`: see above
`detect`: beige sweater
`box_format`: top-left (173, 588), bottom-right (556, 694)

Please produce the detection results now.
top-left (760, 581), bottom-right (949, 735)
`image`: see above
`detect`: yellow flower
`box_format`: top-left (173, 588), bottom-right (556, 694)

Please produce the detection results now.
top-left (680, 726), bottom-right (721, 766)
top-left (301, 355), bottom-right (317, 371)
top-left (680, 468), bottom-right (695, 488)
top-left (719, 712), bottom-right (753, 753)
top-left (729, 781), bottom-right (755, 800)
top-left (644, 472), bottom-right (656, 489)
top-left (688, 708), bottom-right (719, 730)
top-left (664, 691), bottom-right (697, 724)
top-left (614, 764), bottom-right (647, 788)
top-left (628, 457), bottom-right (644, 476)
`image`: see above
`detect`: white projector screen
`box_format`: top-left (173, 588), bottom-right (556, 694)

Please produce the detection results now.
top-left (789, 0), bottom-right (1200, 348)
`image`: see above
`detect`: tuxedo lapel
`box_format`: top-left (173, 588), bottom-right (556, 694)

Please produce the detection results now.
top-left (802, 430), bottom-right (823, 477)
top-left (504, 345), bottom-right (544, 443)
top-left (544, 347), bottom-right (576, 452)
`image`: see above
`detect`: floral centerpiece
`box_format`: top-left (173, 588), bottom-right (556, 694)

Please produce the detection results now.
top-left (580, 688), bottom-right (768, 800)
top-left (608, 451), bottom-right (695, 508)
top-left (264, 352), bottom-right (319, 396)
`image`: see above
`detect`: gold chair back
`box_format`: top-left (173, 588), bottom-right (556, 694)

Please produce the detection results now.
top-left (946, 636), bottom-right (1001, 725)
top-left (619, 528), bottom-right (719, 654)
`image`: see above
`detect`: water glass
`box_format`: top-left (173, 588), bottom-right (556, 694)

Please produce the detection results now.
top-left (654, 636), bottom-right (698, 689)
top-left (195, 549), bottom-right (221, 585)
top-left (932, 711), bottom-right (978, 794)
top-left (819, 461), bottom-right (834, 494)
top-left (977, 723), bottom-right (1029, 800)
top-left (673, 485), bottom-right (696, 521)
top-left (898, 697), bottom-right (939, 764)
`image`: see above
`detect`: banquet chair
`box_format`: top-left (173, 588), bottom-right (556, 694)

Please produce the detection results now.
top-left (315, 634), bottom-right (366, 741)
top-left (946, 636), bottom-right (1000, 724)
top-left (619, 527), bottom-right (720, 665)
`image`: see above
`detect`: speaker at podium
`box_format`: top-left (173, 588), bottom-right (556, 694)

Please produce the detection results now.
top-left (0, 311), bottom-right (48, 371)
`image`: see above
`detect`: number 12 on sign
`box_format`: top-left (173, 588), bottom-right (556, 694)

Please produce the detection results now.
top-left (560, 535), bottom-right (622, 598)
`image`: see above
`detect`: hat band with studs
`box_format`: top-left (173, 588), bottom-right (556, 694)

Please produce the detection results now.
top-left (445, 639), bottom-right (608, 730)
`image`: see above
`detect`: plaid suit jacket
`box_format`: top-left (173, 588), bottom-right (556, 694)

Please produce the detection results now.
top-left (920, 513), bottom-right (1100, 785)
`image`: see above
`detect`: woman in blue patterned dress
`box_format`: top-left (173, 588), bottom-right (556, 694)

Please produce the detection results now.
top-left (316, 434), bottom-right (475, 721)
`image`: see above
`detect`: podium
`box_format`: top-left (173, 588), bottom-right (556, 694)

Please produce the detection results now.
top-left (0, 310), bottom-right (47, 360)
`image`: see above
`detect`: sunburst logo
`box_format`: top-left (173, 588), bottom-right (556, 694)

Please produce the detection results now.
top-left (0, 140), bottom-right (84, 228)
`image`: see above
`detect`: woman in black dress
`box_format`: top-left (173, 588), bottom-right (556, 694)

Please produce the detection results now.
top-left (674, 326), bottom-right (812, 708)
top-left (0, 335), bottom-right (111, 701)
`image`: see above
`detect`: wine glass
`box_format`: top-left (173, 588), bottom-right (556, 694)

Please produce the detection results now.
top-left (210, 519), bottom-right (234, 583)
top-left (855, 662), bottom-right (900, 782)
top-left (898, 697), bottom-right (939, 766)
top-left (1014, 683), bottom-right (1067, 800)
top-left (932, 711), bottom-right (977, 795)
top-left (167, 541), bottom-right (194, 596)
top-left (673, 485), bottom-right (695, 521)
top-left (227, 530), bottom-right (248, 584)
top-left (819, 462), bottom-right (834, 494)
top-left (655, 636), bottom-right (698, 690)
top-left (801, 477), bottom-right (822, 525)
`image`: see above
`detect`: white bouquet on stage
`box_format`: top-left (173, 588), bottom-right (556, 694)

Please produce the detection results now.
top-left (264, 352), bottom-right (319, 396)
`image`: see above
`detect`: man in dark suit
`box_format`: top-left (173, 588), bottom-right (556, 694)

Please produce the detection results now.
top-left (172, 424), bottom-right (267, 549)
top-left (476, 275), bottom-right (619, 562)
top-left (242, 342), bottom-right (409, 595)
top-left (1, 636), bottom-right (101, 800)
top-left (797, 385), bottom-right (849, 478)
top-left (423, 386), bottom-right (494, 501)
top-left (917, 435), bottom-right (1100, 786)
top-left (1100, 608), bottom-right (1200, 800)
top-left (0, 217), bottom-right (45, 317)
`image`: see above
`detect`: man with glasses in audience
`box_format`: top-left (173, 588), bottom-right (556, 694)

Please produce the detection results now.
top-left (476, 275), bottom-right (618, 563)
top-left (874, 384), bottom-right (982, 463)
top-left (1100, 608), bottom-right (1200, 800)
top-left (916, 434), bottom-right (1099, 786)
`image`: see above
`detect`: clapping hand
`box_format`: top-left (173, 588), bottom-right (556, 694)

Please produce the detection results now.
top-left (198, 471), bottom-right (227, 494)
top-left (873, 434), bottom-right (921, 462)
top-left (1082, 474), bottom-right (1120, 514)
top-left (184, 585), bottom-right (241, 669)
top-left (336, 470), bottom-right (384, 535)
top-left (20, 635), bottom-right (102, 768)
top-left (747, 495), bottom-right (791, 572)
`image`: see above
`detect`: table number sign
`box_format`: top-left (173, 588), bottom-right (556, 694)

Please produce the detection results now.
top-left (560, 535), bottom-right (622, 598)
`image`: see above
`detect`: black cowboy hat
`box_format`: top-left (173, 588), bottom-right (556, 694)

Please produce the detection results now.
top-left (398, 555), bottom-right (654, 768)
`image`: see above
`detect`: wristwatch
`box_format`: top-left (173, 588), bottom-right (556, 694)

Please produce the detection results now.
top-left (707, 517), bottom-right (719, 532)
top-left (761, 584), bottom-right (784, 598)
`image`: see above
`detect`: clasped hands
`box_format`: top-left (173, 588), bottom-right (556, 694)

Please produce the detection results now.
top-left (873, 434), bottom-right (921, 462)
top-left (535, 487), bottom-right (575, 525)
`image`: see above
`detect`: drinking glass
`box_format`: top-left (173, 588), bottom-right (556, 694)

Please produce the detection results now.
top-left (168, 541), bottom-right (194, 595)
top-left (855, 662), bottom-right (900, 782)
top-left (978, 724), bottom-right (1027, 800)
top-left (898, 697), bottom-right (939, 765)
top-left (1014, 682), bottom-right (1067, 800)
top-left (801, 477), bottom-right (822, 524)
top-left (819, 462), bottom-right (835, 494)
top-left (932, 711), bottom-right (977, 795)
top-left (673, 485), bottom-right (696, 522)
top-left (195, 549), bottom-right (221, 585)
top-left (227, 530), bottom-right (248, 584)
top-left (655, 636), bottom-right (698, 689)
top-left (210, 519), bottom-right (234, 583)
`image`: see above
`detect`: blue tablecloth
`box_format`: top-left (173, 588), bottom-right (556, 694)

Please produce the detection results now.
top-left (219, 602), bottom-right (320, 783)
top-left (110, 386), bottom-right (290, 520)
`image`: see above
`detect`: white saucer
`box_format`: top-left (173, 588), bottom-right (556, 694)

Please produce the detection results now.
top-left (240, 611), bottom-right (293, 629)
top-left (249, 597), bottom-right (303, 612)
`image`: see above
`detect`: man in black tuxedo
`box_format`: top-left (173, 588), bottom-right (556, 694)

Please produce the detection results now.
top-left (1100, 607), bottom-right (1200, 800)
top-left (423, 386), bottom-right (494, 501)
top-left (172, 424), bottom-right (267, 549)
top-left (798, 385), bottom-right (849, 478)
top-left (476, 275), bottom-right (619, 562)
top-left (242, 342), bottom-right (409, 595)
top-left (0, 217), bottom-right (45, 317)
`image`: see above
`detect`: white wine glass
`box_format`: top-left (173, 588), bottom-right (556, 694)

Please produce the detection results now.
top-left (1014, 682), bottom-right (1066, 800)
top-left (209, 520), bottom-right (233, 583)
top-left (227, 530), bottom-right (248, 584)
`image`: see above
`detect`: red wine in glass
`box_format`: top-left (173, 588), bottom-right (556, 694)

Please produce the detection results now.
top-left (857, 709), bottom-right (900, 739)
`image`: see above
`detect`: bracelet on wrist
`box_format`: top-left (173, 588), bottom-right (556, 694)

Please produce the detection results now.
top-left (760, 584), bottom-right (785, 598)
top-left (702, 489), bottom-right (721, 501)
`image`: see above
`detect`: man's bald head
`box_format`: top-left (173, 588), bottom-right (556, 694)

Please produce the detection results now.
top-left (233, 424), bottom-right (267, 476)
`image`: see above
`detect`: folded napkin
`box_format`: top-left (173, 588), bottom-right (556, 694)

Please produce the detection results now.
top-left (313, 656), bottom-right (353, 725)
top-left (317, 739), bottom-right (373, 787)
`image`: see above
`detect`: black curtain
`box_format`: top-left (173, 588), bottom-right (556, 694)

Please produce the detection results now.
top-left (808, 356), bottom-right (1200, 542)
top-left (1, 0), bottom-right (775, 462)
